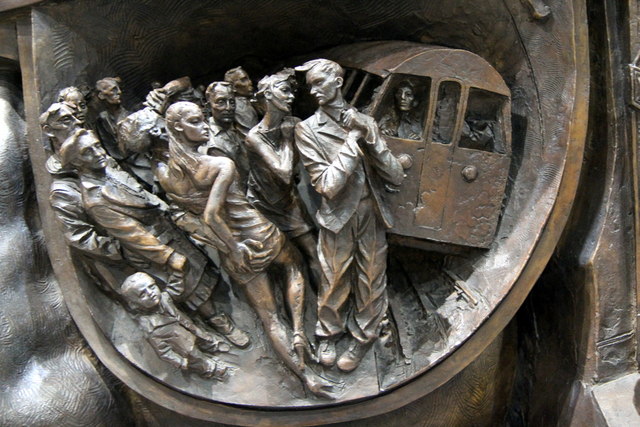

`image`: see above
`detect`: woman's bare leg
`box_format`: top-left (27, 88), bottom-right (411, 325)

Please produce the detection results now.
top-left (292, 231), bottom-right (322, 292)
top-left (238, 271), bottom-right (339, 399)
top-left (274, 243), bottom-right (306, 340)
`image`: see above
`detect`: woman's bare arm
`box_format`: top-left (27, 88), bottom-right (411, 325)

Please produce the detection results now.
top-left (199, 156), bottom-right (239, 255)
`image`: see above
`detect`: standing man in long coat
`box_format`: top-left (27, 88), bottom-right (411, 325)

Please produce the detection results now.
top-left (295, 59), bottom-right (405, 372)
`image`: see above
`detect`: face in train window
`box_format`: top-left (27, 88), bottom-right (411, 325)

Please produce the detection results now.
top-left (377, 76), bottom-right (430, 141)
top-left (431, 80), bottom-right (461, 145)
top-left (459, 87), bottom-right (506, 153)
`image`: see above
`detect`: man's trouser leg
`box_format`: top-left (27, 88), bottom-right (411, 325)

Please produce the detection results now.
top-left (349, 197), bottom-right (388, 344)
top-left (315, 221), bottom-right (355, 339)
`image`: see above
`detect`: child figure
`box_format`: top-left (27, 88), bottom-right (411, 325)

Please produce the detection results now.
top-left (121, 272), bottom-right (230, 380)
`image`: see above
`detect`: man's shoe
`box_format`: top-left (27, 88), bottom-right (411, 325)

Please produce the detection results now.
top-left (208, 314), bottom-right (251, 349)
top-left (317, 338), bottom-right (336, 366)
top-left (201, 358), bottom-right (228, 381)
top-left (199, 336), bottom-right (231, 354)
top-left (337, 341), bottom-right (370, 372)
top-left (224, 326), bottom-right (251, 349)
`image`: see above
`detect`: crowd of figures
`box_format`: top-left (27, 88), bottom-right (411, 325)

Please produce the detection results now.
top-left (43, 60), bottom-right (410, 399)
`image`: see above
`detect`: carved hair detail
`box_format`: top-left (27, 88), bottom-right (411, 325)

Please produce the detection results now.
top-left (396, 79), bottom-right (417, 93)
top-left (295, 58), bottom-right (344, 79)
top-left (165, 101), bottom-right (202, 180)
top-left (96, 77), bottom-right (122, 91)
top-left (57, 86), bottom-right (85, 103)
top-left (165, 101), bottom-right (198, 133)
top-left (255, 68), bottom-right (296, 99)
top-left (205, 81), bottom-right (234, 99)
top-left (120, 272), bottom-right (156, 306)
top-left (224, 66), bottom-right (246, 82)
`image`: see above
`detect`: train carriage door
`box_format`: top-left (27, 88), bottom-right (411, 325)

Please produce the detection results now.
top-left (414, 80), bottom-right (462, 230)
top-left (373, 74), bottom-right (432, 237)
top-left (442, 87), bottom-right (511, 247)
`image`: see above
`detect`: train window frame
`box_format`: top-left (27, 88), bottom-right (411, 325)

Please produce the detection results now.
top-left (429, 79), bottom-right (465, 146)
top-left (457, 87), bottom-right (508, 154)
top-left (372, 73), bottom-right (432, 143)
top-left (342, 68), bottom-right (384, 112)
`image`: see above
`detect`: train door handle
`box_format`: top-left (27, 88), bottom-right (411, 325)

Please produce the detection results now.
top-left (461, 165), bottom-right (478, 182)
top-left (398, 153), bottom-right (413, 170)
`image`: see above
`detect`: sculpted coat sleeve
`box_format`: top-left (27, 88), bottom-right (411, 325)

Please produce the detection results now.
top-left (147, 331), bottom-right (189, 370)
top-left (168, 301), bottom-right (207, 339)
top-left (295, 121), bottom-right (362, 199)
top-left (86, 204), bottom-right (175, 266)
top-left (361, 115), bottom-right (405, 186)
top-left (50, 180), bottom-right (122, 261)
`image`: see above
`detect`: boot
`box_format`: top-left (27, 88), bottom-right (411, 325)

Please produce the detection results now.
top-left (317, 337), bottom-right (337, 367)
top-left (336, 341), bottom-right (370, 372)
top-left (208, 314), bottom-right (251, 349)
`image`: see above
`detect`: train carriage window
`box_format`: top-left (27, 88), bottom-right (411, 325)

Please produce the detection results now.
top-left (342, 69), bottom-right (383, 113)
top-left (376, 74), bottom-right (430, 141)
top-left (431, 81), bottom-right (461, 144)
top-left (459, 88), bottom-right (506, 153)
top-left (342, 68), bottom-right (360, 100)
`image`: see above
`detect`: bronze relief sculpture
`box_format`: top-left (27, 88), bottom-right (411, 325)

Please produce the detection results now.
top-left (246, 69), bottom-right (321, 290)
top-left (41, 44), bottom-right (518, 406)
top-left (160, 100), bottom-right (339, 398)
top-left (224, 66), bottom-right (260, 136)
top-left (379, 79), bottom-right (423, 140)
top-left (40, 44), bottom-right (561, 406)
top-left (12, 0), bottom-right (589, 424)
top-left (95, 77), bottom-right (129, 160)
top-left (120, 272), bottom-right (231, 381)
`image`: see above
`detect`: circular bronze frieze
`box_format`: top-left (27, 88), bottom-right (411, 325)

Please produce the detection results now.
top-left (25, 0), bottom-right (587, 424)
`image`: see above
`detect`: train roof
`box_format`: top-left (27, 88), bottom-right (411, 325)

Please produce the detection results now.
top-left (323, 41), bottom-right (510, 96)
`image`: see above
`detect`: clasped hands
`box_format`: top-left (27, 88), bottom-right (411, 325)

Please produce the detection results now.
top-left (341, 108), bottom-right (374, 145)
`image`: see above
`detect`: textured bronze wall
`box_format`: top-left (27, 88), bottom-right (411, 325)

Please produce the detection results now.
top-left (0, 0), bottom-right (598, 425)
top-left (0, 63), bottom-right (131, 426)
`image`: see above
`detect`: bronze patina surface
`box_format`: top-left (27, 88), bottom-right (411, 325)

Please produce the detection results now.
top-left (0, 0), bottom-right (593, 425)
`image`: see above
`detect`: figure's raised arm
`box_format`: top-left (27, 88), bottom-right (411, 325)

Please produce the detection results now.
top-left (343, 109), bottom-right (404, 186)
top-left (198, 156), bottom-right (238, 254)
top-left (246, 132), bottom-right (293, 185)
top-left (295, 121), bottom-right (361, 199)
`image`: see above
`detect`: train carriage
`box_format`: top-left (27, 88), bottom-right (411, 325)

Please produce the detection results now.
top-left (324, 41), bottom-right (512, 250)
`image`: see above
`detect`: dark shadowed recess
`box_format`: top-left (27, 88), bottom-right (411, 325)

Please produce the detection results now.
top-left (39, 0), bottom-right (523, 108)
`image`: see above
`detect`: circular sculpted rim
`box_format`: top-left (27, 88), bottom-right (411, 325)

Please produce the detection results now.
top-left (50, 50), bottom-right (586, 427)
top-left (37, 4), bottom-right (587, 426)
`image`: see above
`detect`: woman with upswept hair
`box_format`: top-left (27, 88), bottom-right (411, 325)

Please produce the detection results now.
top-left (245, 69), bottom-right (321, 289)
